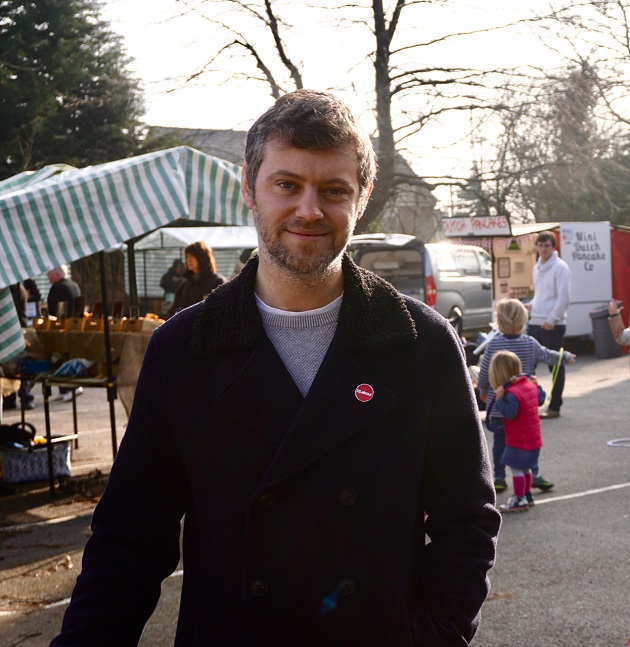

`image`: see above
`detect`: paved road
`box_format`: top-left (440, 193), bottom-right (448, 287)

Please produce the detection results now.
top-left (1, 349), bottom-right (629, 646)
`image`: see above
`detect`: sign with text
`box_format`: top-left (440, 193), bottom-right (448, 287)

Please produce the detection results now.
top-left (560, 221), bottom-right (611, 302)
top-left (441, 215), bottom-right (512, 238)
top-left (560, 221), bottom-right (612, 336)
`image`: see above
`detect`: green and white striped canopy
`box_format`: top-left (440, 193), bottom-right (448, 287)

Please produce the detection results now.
top-left (0, 146), bottom-right (252, 362)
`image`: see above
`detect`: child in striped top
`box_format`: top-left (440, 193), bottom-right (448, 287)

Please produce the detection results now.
top-left (478, 298), bottom-right (575, 495)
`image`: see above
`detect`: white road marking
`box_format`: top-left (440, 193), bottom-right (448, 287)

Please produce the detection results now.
top-left (534, 481), bottom-right (630, 505)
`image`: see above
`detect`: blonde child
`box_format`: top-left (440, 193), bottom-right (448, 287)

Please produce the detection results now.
top-left (477, 298), bottom-right (575, 494)
top-left (489, 350), bottom-right (545, 512)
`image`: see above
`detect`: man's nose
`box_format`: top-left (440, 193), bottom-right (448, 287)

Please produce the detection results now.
top-left (295, 187), bottom-right (323, 220)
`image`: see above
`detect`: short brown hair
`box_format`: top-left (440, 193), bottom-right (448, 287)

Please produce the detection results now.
top-left (489, 350), bottom-right (522, 391)
top-left (535, 231), bottom-right (556, 247)
top-left (244, 89), bottom-right (376, 199)
top-left (185, 241), bottom-right (216, 273)
top-left (495, 298), bottom-right (529, 335)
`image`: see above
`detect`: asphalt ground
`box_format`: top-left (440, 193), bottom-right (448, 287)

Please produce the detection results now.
top-left (1, 345), bottom-right (629, 646)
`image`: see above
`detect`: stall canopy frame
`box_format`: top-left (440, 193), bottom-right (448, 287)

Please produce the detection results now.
top-left (0, 145), bottom-right (253, 363)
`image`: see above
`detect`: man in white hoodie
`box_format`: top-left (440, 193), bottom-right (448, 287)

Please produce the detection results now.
top-left (527, 231), bottom-right (572, 419)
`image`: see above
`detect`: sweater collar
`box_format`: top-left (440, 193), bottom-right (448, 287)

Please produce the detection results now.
top-left (536, 250), bottom-right (558, 272)
top-left (190, 253), bottom-right (418, 355)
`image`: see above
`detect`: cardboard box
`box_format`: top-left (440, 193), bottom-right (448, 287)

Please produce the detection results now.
top-left (33, 316), bottom-right (56, 331)
top-left (83, 316), bottom-right (104, 332)
top-left (65, 317), bottom-right (86, 331)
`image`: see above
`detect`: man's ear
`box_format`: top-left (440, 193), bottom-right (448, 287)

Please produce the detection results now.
top-left (241, 164), bottom-right (254, 209)
top-left (356, 182), bottom-right (374, 220)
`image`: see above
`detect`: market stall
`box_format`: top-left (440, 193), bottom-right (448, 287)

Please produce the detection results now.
top-left (0, 146), bottom-right (252, 490)
top-left (0, 145), bottom-right (252, 363)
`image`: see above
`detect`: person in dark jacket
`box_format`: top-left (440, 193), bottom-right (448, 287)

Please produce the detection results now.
top-left (52, 90), bottom-right (500, 646)
top-left (46, 265), bottom-right (80, 318)
top-left (165, 242), bottom-right (226, 318)
top-left (46, 266), bottom-right (82, 401)
top-left (23, 277), bottom-right (41, 322)
top-left (159, 258), bottom-right (185, 312)
top-left (23, 278), bottom-right (41, 303)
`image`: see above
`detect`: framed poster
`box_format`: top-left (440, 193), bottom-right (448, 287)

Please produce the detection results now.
top-left (497, 257), bottom-right (511, 279)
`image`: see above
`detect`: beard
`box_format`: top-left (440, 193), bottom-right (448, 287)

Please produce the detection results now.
top-left (252, 201), bottom-right (356, 284)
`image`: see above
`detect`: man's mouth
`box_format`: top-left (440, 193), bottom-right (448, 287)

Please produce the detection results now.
top-left (285, 227), bottom-right (330, 238)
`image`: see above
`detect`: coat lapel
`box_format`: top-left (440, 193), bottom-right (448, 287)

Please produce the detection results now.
top-left (214, 334), bottom-right (304, 445)
top-left (257, 335), bottom-right (396, 490)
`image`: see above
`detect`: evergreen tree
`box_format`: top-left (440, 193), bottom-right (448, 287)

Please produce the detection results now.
top-left (0, 0), bottom-right (144, 179)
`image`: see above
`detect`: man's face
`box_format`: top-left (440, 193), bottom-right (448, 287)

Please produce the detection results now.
top-left (241, 142), bottom-right (369, 279)
top-left (536, 239), bottom-right (555, 262)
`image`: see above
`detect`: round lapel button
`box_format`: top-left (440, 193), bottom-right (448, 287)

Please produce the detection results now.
top-left (355, 383), bottom-right (374, 402)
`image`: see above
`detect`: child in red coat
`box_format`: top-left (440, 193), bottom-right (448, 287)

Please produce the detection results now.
top-left (489, 350), bottom-right (545, 513)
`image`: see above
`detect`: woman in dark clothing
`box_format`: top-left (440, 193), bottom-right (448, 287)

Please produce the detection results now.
top-left (166, 242), bottom-right (227, 318)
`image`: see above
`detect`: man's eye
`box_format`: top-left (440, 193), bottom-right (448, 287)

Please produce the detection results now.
top-left (277, 181), bottom-right (295, 190)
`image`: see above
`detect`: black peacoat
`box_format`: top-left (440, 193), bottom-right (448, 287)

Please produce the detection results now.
top-left (53, 255), bottom-right (500, 647)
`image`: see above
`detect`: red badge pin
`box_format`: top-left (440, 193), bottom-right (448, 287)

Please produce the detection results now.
top-left (355, 383), bottom-right (374, 402)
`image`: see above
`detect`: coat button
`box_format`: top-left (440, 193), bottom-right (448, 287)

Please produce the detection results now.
top-left (258, 492), bottom-right (278, 509)
top-left (339, 578), bottom-right (356, 596)
top-left (339, 488), bottom-right (357, 505)
top-left (250, 579), bottom-right (269, 596)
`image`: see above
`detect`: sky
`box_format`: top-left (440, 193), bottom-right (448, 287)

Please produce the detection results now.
top-left (100, 0), bottom-right (566, 209)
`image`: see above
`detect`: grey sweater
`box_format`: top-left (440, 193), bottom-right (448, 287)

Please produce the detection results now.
top-left (257, 295), bottom-right (342, 397)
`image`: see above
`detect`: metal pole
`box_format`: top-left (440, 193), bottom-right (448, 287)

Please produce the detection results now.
top-left (99, 251), bottom-right (118, 459)
top-left (127, 237), bottom-right (138, 307)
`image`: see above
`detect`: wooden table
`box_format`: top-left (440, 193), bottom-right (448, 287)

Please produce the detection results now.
top-left (34, 330), bottom-right (152, 415)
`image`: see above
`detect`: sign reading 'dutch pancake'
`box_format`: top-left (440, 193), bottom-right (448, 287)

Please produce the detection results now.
top-left (560, 221), bottom-right (611, 302)
top-left (560, 221), bottom-right (612, 337)
top-left (441, 215), bottom-right (512, 238)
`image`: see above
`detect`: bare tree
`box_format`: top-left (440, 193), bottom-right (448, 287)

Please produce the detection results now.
top-left (165, 0), bottom-right (569, 232)
top-left (172, 0), bottom-right (302, 99)
top-left (465, 1), bottom-right (630, 226)
top-left (538, 0), bottom-right (630, 125)
top-left (473, 61), bottom-right (630, 224)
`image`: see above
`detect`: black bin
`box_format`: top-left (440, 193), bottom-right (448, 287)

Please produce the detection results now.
top-left (589, 304), bottom-right (622, 360)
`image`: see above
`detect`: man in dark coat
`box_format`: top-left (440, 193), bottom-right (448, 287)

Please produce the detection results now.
top-left (46, 265), bottom-right (83, 401)
top-left (46, 265), bottom-right (80, 317)
top-left (52, 90), bottom-right (500, 646)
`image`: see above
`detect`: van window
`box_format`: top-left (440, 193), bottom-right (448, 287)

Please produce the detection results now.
top-left (433, 250), bottom-right (458, 273)
top-left (479, 250), bottom-right (492, 278)
top-left (458, 250), bottom-right (481, 276)
top-left (355, 249), bottom-right (424, 298)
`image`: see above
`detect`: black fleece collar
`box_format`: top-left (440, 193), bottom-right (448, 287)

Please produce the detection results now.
top-left (190, 253), bottom-right (417, 355)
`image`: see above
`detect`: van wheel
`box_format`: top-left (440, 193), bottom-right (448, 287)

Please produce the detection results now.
top-left (448, 307), bottom-right (463, 336)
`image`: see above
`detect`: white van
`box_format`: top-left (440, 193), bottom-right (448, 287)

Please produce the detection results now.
top-left (349, 234), bottom-right (493, 333)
